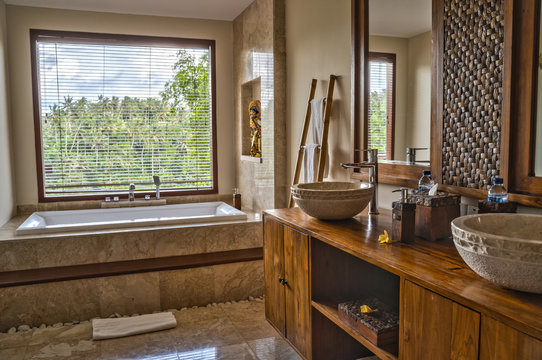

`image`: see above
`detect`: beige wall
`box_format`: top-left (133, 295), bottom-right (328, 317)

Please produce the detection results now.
top-left (406, 31), bottom-right (431, 155)
top-left (6, 5), bottom-right (234, 205)
top-left (369, 35), bottom-right (408, 160)
top-left (0, 0), bottom-right (14, 225)
top-left (286, 0), bottom-right (352, 185)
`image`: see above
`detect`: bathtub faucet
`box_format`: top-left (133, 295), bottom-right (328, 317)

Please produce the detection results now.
top-left (129, 183), bottom-right (135, 201)
top-left (153, 175), bottom-right (161, 200)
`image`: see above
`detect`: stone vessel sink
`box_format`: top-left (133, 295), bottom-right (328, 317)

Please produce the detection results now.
top-left (451, 213), bottom-right (542, 294)
top-left (291, 182), bottom-right (373, 220)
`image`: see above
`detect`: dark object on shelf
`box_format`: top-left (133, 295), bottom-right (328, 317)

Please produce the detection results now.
top-left (409, 191), bottom-right (460, 241)
top-left (478, 200), bottom-right (517, 214)
top-left (392, 188), bottom-right (416, 243)
top-left (338, 298), bottom-right (399, 347)
top-left (233, 188), bottom-right (242, 210)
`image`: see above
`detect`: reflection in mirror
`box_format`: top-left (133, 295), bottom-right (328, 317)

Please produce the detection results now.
top-left (368, 0), bottom-right (431, 163)
top-left (536, 1), bottom-right (542, 175)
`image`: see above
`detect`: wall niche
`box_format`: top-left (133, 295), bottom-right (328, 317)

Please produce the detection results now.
top-left (241, 77), bottom-right (262, 163)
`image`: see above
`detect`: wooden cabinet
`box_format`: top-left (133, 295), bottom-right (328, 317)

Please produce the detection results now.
top-left (263, 208), bottom-right (542, 360)
top-left (480, 316), bottom-right (542, 359)
top-left (401, 280), bottom-right (480, 360)
top-left (263, 216), bottom-right (311, 359)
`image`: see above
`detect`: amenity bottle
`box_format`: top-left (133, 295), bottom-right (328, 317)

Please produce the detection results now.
top-left (418, 170), bottom-right (435, 192)
top-left (488, 177), bottom-right (508, 203)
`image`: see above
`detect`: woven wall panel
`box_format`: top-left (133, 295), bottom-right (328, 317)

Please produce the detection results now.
top-left (442, 0), bottom-right (504, 189)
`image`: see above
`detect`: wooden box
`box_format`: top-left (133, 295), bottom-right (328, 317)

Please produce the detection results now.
top-left (338, 298), bottom-right (399, 347)
top-left (410, 191), bottom-right (460, 241)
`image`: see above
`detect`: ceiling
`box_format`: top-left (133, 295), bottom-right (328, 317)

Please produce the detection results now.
top-left (3, 0), bottom-right (255, 21)
top-left (369, 0), bottom-right (432, 38)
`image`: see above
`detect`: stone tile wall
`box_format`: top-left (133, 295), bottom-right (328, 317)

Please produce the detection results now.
top-left (0, 260), bottom-right (263, 331)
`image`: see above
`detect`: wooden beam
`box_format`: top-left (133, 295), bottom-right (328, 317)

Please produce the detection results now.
top-left (0, 247), bottom-right (263, 288)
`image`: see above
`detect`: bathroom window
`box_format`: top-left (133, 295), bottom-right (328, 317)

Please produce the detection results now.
top-left (30, 30), bottom-right (217, 201)
top-left (368, 52), bottom-right (396, 160)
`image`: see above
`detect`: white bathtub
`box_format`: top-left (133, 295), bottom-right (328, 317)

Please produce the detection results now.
top-left (16, 202), bottom-right (247, 235)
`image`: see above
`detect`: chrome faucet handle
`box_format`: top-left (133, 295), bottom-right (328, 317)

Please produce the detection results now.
top-left (128, 183), bottom-right (135, 202)
top-left (406, 147), bottom-right (428, 163)
top-left (153, 176), bottom-right (161, 200)
top-left (354, 149), bottom-right (379, 163)
top-left (153, 175), bottom-right (161, 186)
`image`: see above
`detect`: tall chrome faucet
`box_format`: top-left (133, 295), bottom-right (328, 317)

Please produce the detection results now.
top-left (128, 183), bottom-right (135, 201)
top-left (153, 175), bottom-right (161, 200)
top-left (341, 149), bottom-right (379, 215)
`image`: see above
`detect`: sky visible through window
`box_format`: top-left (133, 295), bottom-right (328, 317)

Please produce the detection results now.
top-left (38, 43), bottom-right (201, 114)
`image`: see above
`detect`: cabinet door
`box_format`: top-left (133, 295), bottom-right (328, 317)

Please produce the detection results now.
top-left (480, 316), bottom-right (542, 359)
top-left (401, 280), bottom-right (480, 360)
top-left (263, 217), bottom-right (286, 335)
top-left (284, 225), bottom-right (311, 359)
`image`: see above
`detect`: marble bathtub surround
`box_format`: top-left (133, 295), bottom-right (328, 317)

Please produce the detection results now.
top-left (0, 299), bottom-right (301, 360)
top-left (0, 260), bottom-right (264, 331)
top-left (0, 214), bottom-right (262, 272)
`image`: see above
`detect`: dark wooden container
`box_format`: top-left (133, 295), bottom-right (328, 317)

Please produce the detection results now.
top-left (478, 200), bottom-right (517, 214)
top-left (410, 191), bottom-right (460, 241)
top-left (337, 298), bottom-right (399, 347)
top-left (392, 201), bottom-right (416, 243)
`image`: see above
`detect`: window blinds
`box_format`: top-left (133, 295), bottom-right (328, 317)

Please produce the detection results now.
top-left (34, 33), bottom-right (214, 198)
top-left (368, 57), bottom-right (394, 159)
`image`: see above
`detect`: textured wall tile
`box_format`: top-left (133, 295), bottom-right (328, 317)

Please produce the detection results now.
top-left (159, 267), bottom-right (215, 309)
top-left (0, 239), bottom-right (38, 271)
top-left (154, 227), bottom-right (206, 257)
top-left (213, 261), bottom-right (264, 303)
top-left (98, 273), bottom-right (160, 318)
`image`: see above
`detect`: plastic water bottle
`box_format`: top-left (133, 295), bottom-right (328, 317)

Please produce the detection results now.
top-left (418, 170), bottom-right (435, 192)
top-left (488, 177), bottom-right (508, 203)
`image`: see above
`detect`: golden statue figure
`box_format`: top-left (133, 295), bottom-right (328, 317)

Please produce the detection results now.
top-left (249, 100), bottom-right (262, 157)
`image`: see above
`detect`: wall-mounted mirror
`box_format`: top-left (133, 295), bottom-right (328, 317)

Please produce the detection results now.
top-left (368, 0), bottom-right (432, 164)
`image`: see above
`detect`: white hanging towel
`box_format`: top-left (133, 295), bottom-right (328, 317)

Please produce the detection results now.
top-left (302, 98), bottom-right (328, 183)
top-left (302, 144), bottom-right (320, 183)
top-left (92, 312), bottom-right (177, 340)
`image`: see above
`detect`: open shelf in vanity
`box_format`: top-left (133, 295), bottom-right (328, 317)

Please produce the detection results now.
top-left (310, 237), bottom-right (399, 360)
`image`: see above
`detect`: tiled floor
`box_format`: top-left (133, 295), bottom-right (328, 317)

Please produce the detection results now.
top-left (0, 299), bottom-right (301, 360)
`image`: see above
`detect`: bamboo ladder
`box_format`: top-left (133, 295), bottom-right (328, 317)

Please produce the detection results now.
top-left (288, 75), bottom-right (337, 208)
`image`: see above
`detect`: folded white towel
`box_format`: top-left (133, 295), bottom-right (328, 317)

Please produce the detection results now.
top-left (92, 312), bottom-right (177, 340)
top-left (303, 144), bottom-right (320, 183)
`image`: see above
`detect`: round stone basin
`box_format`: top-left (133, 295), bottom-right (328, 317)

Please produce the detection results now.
top-left (291, 182), bottom-right (373, 220)
top-left (451, 213), bottom-right (542, 294)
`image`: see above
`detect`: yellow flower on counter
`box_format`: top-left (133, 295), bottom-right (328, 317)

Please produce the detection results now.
top-left (378, 230), bottom-right (395, 244)
top-left (360, 305), bottom-right (378, 314)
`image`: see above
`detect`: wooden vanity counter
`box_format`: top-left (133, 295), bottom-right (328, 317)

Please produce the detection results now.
top-left (263, 207), bottom-right (542, 360)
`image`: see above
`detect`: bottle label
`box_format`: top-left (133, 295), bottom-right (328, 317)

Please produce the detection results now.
top-left (488, 194), bottom-right (508, 203)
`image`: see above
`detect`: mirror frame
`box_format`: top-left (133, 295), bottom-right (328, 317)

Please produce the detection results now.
top-left (351, 0), bottom-right (431, 188)
top-left (508, 0), bottom-right (542, 202)
top-left (352, 0), bottom-right (542, 207)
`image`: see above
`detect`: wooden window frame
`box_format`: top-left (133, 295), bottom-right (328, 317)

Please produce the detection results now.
top-left (30, 29), bottom-right (218, 202)
top-left (368, 52), bottom-right (396, 160)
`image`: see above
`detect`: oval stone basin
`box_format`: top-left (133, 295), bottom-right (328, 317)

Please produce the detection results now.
top-left (451, 213), bottom-right (542, 294)
top-left (291, 182), bottom-right (373, 220)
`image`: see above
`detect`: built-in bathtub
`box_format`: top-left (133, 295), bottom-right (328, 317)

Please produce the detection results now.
top-left (0, 201), bottom-right (262, 331)
top-left (16, 201), bottom-right (246, 235)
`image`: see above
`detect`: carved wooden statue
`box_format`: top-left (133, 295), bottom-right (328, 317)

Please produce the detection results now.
top-left (249, 100), bottom-right (262, 157)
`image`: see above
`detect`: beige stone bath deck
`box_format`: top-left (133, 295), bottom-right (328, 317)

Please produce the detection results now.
top-left (0, 213), bottom-right (263, 331)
